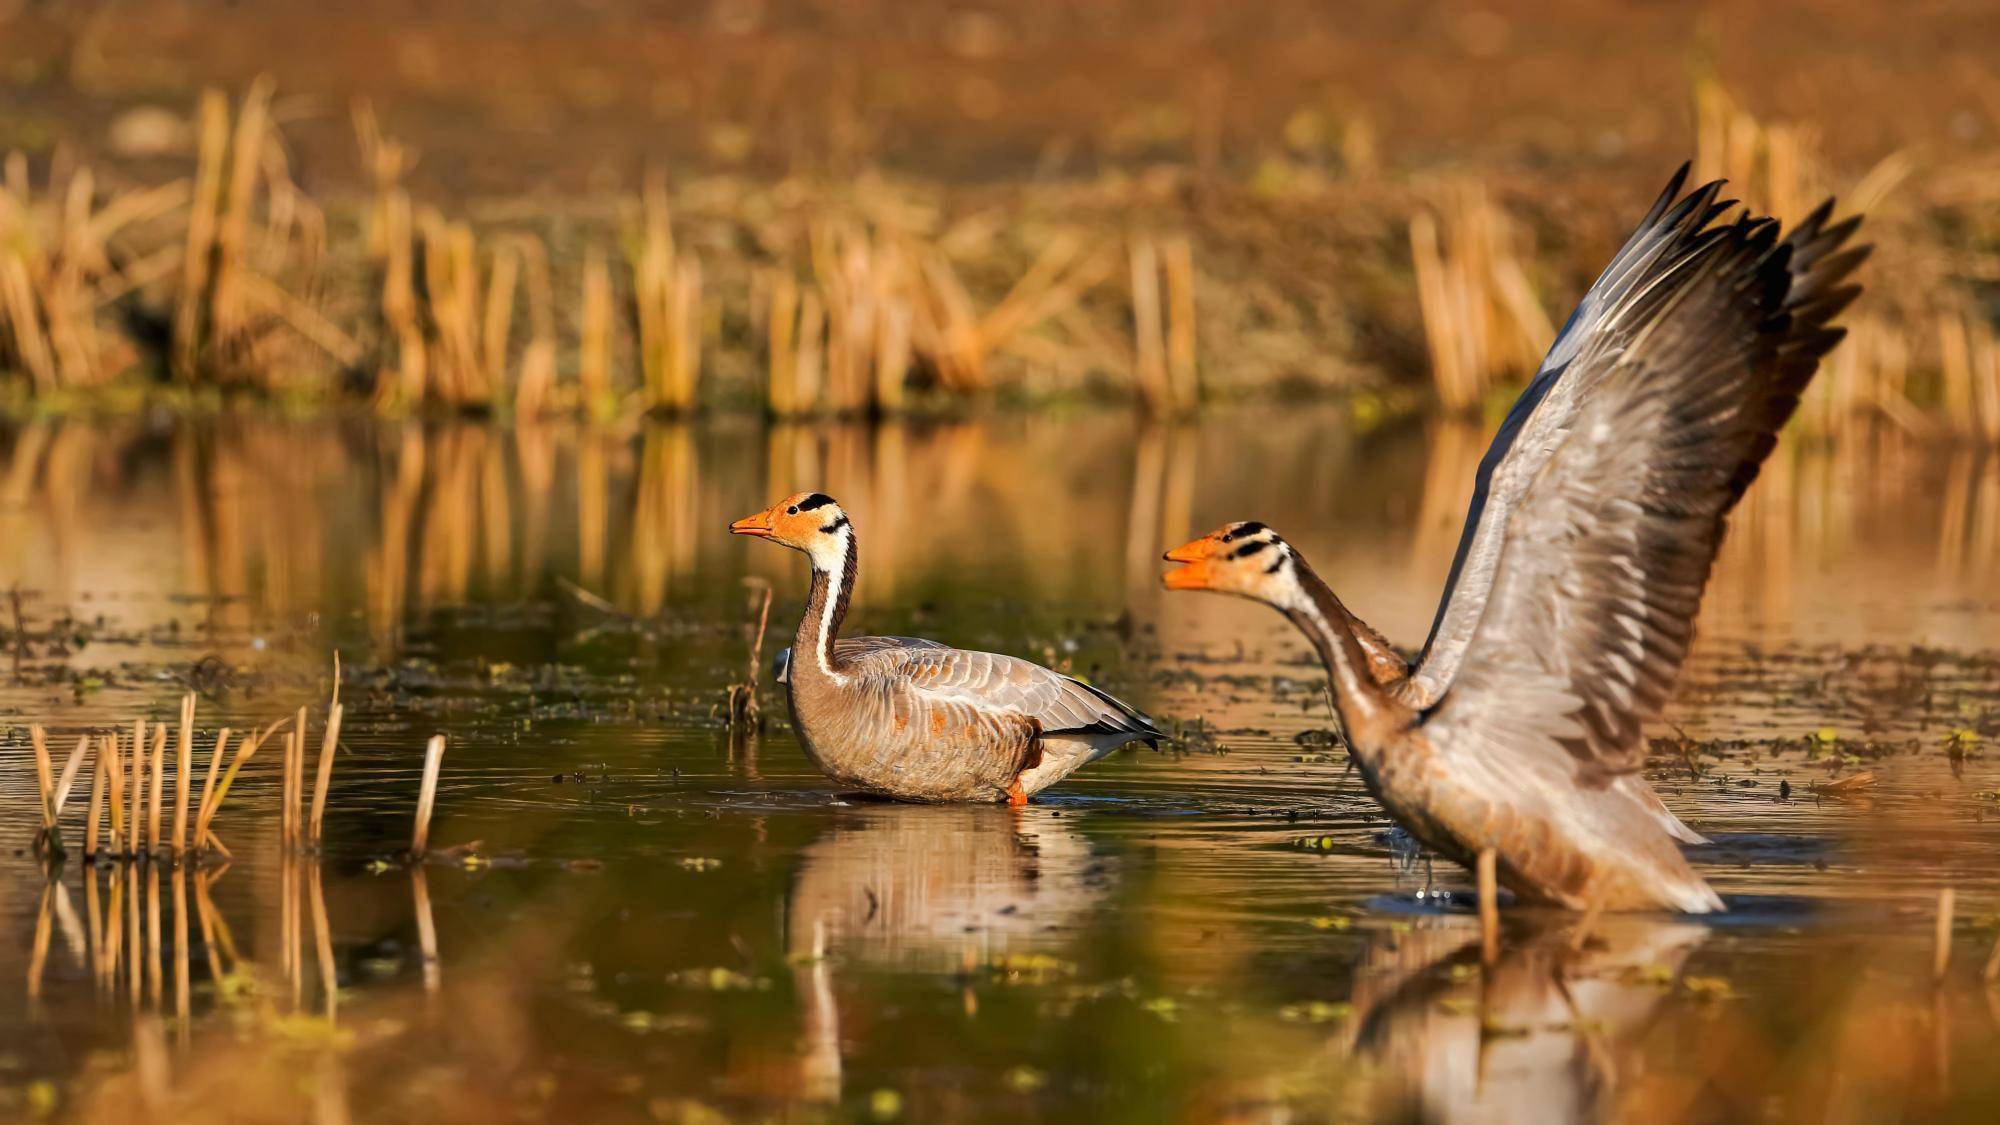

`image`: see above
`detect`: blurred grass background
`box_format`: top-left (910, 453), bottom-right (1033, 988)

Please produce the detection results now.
top-left (0, 0), bottom-right (1996, 427)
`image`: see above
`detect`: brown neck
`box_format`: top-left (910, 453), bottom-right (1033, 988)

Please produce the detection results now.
top-left (1281, 559), bottom-right (1412, 743)
top-left (794, 531), bottom-right (858, 680)
top-left (1302, 570), bottom-right (1409, 687)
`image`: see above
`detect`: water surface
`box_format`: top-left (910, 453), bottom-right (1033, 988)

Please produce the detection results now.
top-left (3, 409), bottom-right (1999, 1121)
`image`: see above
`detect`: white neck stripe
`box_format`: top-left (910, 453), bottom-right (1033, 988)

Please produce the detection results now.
top-left (813, 527), bottom-right (850, 683)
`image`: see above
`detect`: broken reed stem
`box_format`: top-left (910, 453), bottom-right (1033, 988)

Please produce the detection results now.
top-left (86, 739), bottom-right (106, 856)
top-left (147, 725), bottom-right (166, 853)
top-left (309, 702), bottom-right (343, 844)
top-left (53, 732), bottom-right (90, 817)
top-left (281, 726), bottom-right (298, 848)
top-left (195, 724), bottom-right (271, 852)
top-left (31, 724), bottom-right (57, 848)
top-left (1935, 887), bottom-right (1956, 983)
top-left (106, 735), bottom-right (125, 855)
top-left (195, 728), bottom-right (231, 847)
top-left (293, 705), bottom-right (308, 847)
top-left (173, 693), bottom-right (194, 855)
top-left (412, 734), bottom-right (445, 855)
top-left (129, 718), bottom-right (145, 857)
top-left (1477, 848), bottom-right (1499, 967)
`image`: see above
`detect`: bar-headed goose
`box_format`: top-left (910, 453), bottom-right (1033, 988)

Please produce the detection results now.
top-left (1162, 167), bottom-right (1866, 912)
top-left (731, 491), bottom-right (1161, 803)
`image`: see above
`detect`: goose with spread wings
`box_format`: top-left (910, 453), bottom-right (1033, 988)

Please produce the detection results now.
top-left (1162, 167), bottom-right (1865, 911)
top-left (731, 491), bottom-right (1161, 803)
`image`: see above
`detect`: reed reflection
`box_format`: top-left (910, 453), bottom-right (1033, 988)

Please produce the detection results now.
top-left (0, 412), bottom-right (1988, 665)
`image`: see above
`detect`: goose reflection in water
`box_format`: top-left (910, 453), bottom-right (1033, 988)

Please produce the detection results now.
top-left (769, 805), bottom-right (1111, 1103)
top-left (1345, 914), bottom-right (1706, 1124)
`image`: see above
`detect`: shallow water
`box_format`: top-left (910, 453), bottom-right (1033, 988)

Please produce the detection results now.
top-left (2, 409), bottom-right (1999, 1122)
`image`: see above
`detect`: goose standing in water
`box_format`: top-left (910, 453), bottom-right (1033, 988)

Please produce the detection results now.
top-left (731, 492), bottom-right (1161, 803)
top-left (1163, 168), bottom-right (1866, 911)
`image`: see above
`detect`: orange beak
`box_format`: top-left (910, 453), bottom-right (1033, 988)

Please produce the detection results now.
top-left (729, 507), bottom-right (777, 539)
top-left (1161, 536), bottom-right (1218, 590)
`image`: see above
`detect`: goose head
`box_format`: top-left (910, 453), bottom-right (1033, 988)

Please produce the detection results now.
top-left (1162, 522), bottom-right (1303, 607)
top-left (730, 491), bottom-right (853, 566)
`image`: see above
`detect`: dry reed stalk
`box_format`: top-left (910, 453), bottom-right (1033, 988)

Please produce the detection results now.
top-left (86, 739), bottom-right (106, 856)
top-left (726, 582), bottom-right (774, 727)
top-left (1935, 888), bottom-right (1956, 982)
top-left (53, 731), bottom-right (90, 818)
top-left (31, 724), bottom-right (57, 850)
top-left (0, 152), bottom-right (187, 388)
top-left (580, 248), bottom-right (613, 416)
top-left (377, 190), bottom-right (425, 408)
top-left (629, 174), bottom-right (704, 413)
top-left (412, 734), bottom-right (446, 855)
top-left (912, 248), bottom-right (986, 394)
top-left (1162, 235), bottom-right (1199, 408)
top-left (194, 727), bottom-right (230, 848)
top-left (1693, 78), bottom-right (1846, 224)
top-left (796, 289), bottom-right (826, 411)
top-left (514, 236), bottom-right (560, 417)
top-left (482, 241), bottom-right (521, 389)
top-left (173, 693), bottom-right (193, 855)
top-left (310, 702), bottom-right (344, 844)
top-left (172, 89), bottom-right (230, 377)
top-left (130, 722), bottom-right (147, 853)
top-left (1409, 185), bottom-right (1551, 413)
top-left (147, 725), bottom-right (166, 853)
top-left (1477, 848), bottom-right (1499, 967)
top-left (765, 270), bottom-right (804, 415)
top-left (173, 77), bottom-right (348, 386)
top-left (1938, 312), bottom-right (2000, 443)
top-left (295, 705), bottom-right (309, 842)
top-left (281, 726), bottom-right (299, 848)
top-left (1129, 236), bottom-right (1171, 413)
top-left (194, 722), bottom-right (273, 852)
top-left (106, 734), bottom-right (125, 855)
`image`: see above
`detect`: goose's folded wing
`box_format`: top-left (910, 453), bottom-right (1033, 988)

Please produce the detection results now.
top-left (1420, 195), bottom-right (1864, 781)
top-left (884, 646), bottom-right (1162, 741)
top-left (1410, 167), bottom-right (1753, 707)
top-left (776, 637), bottom-right (947, 683)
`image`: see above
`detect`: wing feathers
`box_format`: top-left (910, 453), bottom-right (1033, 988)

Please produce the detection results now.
top-left (1423, 186), bottom-right (1865, 780)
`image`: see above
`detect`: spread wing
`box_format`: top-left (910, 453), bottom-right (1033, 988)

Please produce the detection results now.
top-left (1409, 166), bottom-right (1754, 707)
top-left (858, 643), bottom-right (1162, 743)
top-left (1420, 188), bottom-right (1864, 781)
